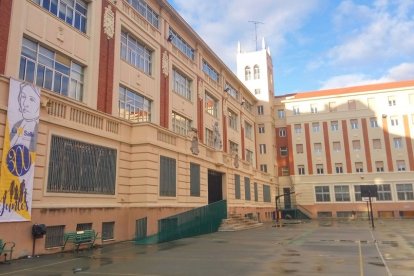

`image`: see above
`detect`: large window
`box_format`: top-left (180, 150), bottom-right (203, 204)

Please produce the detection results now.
top-left (168, 28), bottom-right (194, 60)
top-left (263, 185), bottom-right (271, 202)
top-left (315, 186), bottom-right (330, 202)
top-left (377, 184), bottom-right (392, 201)
top-left (126, 0), bottom-right (159, 28)
top-left (228, 109), bottom-right (238, 130)
top-left (225, 84), bottom-right (239, 100)
top-left (205, 128), bottom-right (214, 148)
top-left (172, 112), bottom-right (191, 136)
top-left (119, 86), bottom-right (151, 122)
top-left (334, 185), bottom-right (350, 202)
top-left (202, 60), bottom-right (219, 82)
top-left (254, 182), bottom-right (258, 202)
top-left (245, 122), bottom-right (253, 140)
top-left (244, 177), bottom-right (251, 200)
top-left (121, 31), bottom-right (152, 75)
top-left (160, 156), bottom-right (176, 197)
top-left (396, 184), bottom-right (414, 200)
top-left (246, 149), bottom-right (254, 164)
top-left (190, 163), bottom-right (200, 197)
top-left (235, 174), bottom-right (241, 199)
top-left (205, 93), bottom-right (218, 117)
top-left (20, 37), bottom-right (84, 101)
top-left (33, 0), bottom-right (88, 33)
top-left (173, 69), bottom-right (192, 100)
top-left (47, 136), bottom-right (116, 194)
top-left (229, 141), bottom-right (238, 155)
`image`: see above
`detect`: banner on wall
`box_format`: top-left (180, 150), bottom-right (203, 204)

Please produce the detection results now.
top-left (0, 79), bottom-right (40, 222)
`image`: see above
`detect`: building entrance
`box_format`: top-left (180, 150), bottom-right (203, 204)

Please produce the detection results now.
top-left (208, 170), bottom-right (223, 204)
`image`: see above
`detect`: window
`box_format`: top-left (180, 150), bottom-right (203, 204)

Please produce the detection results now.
top-left (244, 66), bottom-right (251, 80)
top-left (329, 102), bottom-right (337, 112)
top-left (294, 124), bottom-right (302, 134)
top-left (281, 167), bottom-right (289, 176)
top-left (377, 184), bottom-right (392, 201)
top-left (279, 128), bottom-right (286, 137)
top-left (258, 124), bottom-right (265, 133)
top-left (355, 162), bottom-right (363, 173)
top-left (172, 112), bottom-right (191, 136)
top-left (190, 163), bottom-right (200, 196)
top-left (121, 31), bottom-right (152, 75)
top-left (314, 143), bottom-right (322, 153)
top-left (45, 225), bottom-right (65, 248)
top-left (370, 117), bottom-right (379, 128)
top-left (228, 109), bottom-right (238, 130)
top-left (348, 100), bottom-right (356, 110)
top-left (235, 174), bottom-right (241, 199)
top-left (376, 161), bottom-right (384, 172)
top-left (126, 0), bottom-right (159, 28)
top-left (390, 116), bottom-right (399, 126)
top-left (246, 149), bottom-right (253, 164)
top-left (245, 122), bottom-right (253, 139)
top-left (258, 105), bottom-right (264, 115)
top-left (310, 104), bottom-right (318, 113)
top-left (102, 222), bottom-right (115, 241)
top-left (259, 144), bottom-right (267, 154)
top-left (298, 165), bottom-right (305, 175)
top-left (33, 0), bottom-right (88, 33)
top-left (397, 160), bottom-right (406, 171)
top-left (316, 164), bottom-right (324, 175)
top-left (225, 84), bottom-right (239, 100)
top-left (205, 128), bottom-right (214, 147)
top-left (202, 60), bottom-right (219, 82)
top-left (160, 156), bottom-right (176, 196)
top-left (296, 144), bottom-right (304, 154)
top-left (293, 106), bottom-right (300, 115)
top-left (253, 65), bottom-right (260, 79)
top-left (350, 119), bottom-right (359, 129)
top-left (334, 185), bottom-right (350, 202)
top-left (315, 186), bottom-right (330, 202)
top-left (354, 185), bottom-right (362, 201)
top-left (373, 139), bottom-right (382, 149)
top-left (333, 141), bottom-right (341, 152)
top-left (168, 28), bottom-right (194, 60)
top-left (243, 99), bottom-right (253, 112)
top-left (119, 86), bottom-right (151, 122)
top-left (20, 37), bottom-right (84, 101)
top-left (205, 93), bottom-right (218, 118)
top-left (263, 185), bottom-right (271, 202)
top-left (335, 163), bottom-right (343, 174)
top-left (278, 109), bottom-right (285, 118)
top-left (47, 136), bottom-right (116, 194)
top-left (260, 164), bottom-right (268, 173)
top-left (245, 177), bottom-right (251, 200)
top-left (312, 122), bottom-right (320, 132)
top-left (396, 184), bottom-right (414, 200)
top-left (352, 140), bottom-right (361, 151)
top-left (331, 121), bottom-right (339, 131)
top-left (254, 182), bottom-right (258, 202)
top-left (388, 96), bottom-right (396, 106)
top-left (229, 141), bottom-right (239, 155)
top-left (254, 88), bottom-right (261, 95)
top-left (280, 146), bottom-right (288, 157)
top-left (394, 137), bottom-right (403, 149)
top-left (173, 69), bottom-right (192, 100)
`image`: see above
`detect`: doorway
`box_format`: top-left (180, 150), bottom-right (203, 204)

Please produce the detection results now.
top-left (208, 170), bottom-right (223, 204)
top-left (283, 188), bottom-right (292, 209)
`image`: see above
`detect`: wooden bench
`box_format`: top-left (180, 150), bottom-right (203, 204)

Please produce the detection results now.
top-left (62, 230), bottom-right (98, 252)
top-left (0, 239), bottom-right (15, 263)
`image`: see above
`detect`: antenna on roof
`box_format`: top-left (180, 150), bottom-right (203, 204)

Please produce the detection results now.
top-left (248, 20), bottom-right (264, 51)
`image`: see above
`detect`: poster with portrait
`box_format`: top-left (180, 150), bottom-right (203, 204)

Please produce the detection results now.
top-left (0, 78), bottom-right (40, 222)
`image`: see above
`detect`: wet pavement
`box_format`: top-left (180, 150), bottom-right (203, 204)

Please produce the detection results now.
top-left (1, 219), bottom-right (414, 275)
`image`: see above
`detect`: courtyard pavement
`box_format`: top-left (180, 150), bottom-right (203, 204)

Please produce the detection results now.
top-left (1, 219), bottom-right (414, 275)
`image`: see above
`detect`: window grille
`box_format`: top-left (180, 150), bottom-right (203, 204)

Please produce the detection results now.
top-left (76, 223), bottom-right (92, 231)
top-left (244, 177), bottom-right (251, 200)
top-left (160, 156), bottom-right (176, 197)
top-left (235, 174), bottom-right (241, 199)
top-left (102, 222), bottom-right (115, 241)
top-left (254, 182), bottom-right (258, 202)
top-left (47, 136), bottom-right (116, 194)
top-left (263, 185), bottom-right (271, 202)
top-left (190, 163), bottom-right (200, 197)
top-left (45, 225), bottom-right (65, 248)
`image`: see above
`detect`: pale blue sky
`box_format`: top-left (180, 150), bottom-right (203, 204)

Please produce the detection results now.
top-left (168, 0), bottom-right (414, 95)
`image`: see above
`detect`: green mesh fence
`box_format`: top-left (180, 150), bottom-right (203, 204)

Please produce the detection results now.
top-left (136, 200), bottom-right (227, 244)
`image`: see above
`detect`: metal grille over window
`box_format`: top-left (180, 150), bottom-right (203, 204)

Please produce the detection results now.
top-left (160, 156), bottom-right (176, 197)
top-left (47, 136), bottom-right (117, 194)
top-left (45, 225), bottom-right (65, 248)
top-left (102, 222), bottom-right (115, 240)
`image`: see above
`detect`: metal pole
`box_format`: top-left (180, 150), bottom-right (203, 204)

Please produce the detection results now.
top-left (366, 200), bottom-right (370, 226)
top-left (275, 195), bottom-right (279, 224)
top-left (369, 196), bottom-right (375, 229)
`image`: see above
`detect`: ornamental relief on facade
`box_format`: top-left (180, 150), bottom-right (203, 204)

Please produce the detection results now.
top-left (162, 51), bottom-right (169, 77)
top-left (103, 5), bottom-right (115, 39)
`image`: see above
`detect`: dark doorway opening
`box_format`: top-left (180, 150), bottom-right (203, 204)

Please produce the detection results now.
top-left (208, 170), bottom-right (223, 204)
top-left (283, 188), bottom-right (292, 209)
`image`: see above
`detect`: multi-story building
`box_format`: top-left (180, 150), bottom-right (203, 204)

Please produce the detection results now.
top-left (275, 81), bottom-right (414, 219)
top-left (0, 0), bottom-right (275, 258)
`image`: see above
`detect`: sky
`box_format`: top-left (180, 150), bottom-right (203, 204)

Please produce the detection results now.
top-left (167, 0), bottom-right (414, 95)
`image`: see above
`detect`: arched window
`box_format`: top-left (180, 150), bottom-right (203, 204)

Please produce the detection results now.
top-left (245, 66), bottom-right (251, 80)
top-left (254, 65), bottom-right (260, 79)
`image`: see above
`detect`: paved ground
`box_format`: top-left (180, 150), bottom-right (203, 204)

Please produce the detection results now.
top-left (1, 219), bottom-right (414, 275)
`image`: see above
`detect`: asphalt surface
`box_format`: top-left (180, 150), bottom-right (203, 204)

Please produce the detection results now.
top-left (1, 219), bottom-right (414, 275)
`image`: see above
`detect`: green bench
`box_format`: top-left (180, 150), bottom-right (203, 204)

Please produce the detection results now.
top-left (62, 230), bottom-right (98, 252)
top-left (0, 239), bottom-right (15, 263)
